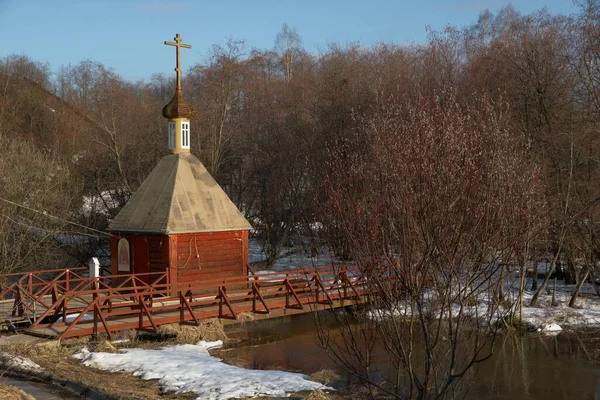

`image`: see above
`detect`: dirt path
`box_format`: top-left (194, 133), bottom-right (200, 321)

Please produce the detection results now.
top-left (0, 376), bottom-right (84, 400)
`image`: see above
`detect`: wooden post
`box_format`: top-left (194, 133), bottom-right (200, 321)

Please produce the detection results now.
top-left (285, 274), bottom-right (289, 308)
top-left (252, 283), bottom-right (256, 313)
top-left (218, 287), bottom-right (223, 318)
top-left (179, 291), bottom-right (184, 322)
top-left (93, 301), bottom-right (98, 336)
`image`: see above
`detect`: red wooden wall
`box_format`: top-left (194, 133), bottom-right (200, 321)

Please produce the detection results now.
top-left (110, 234), bottom-right (168, 278)
top-left (173, 230), bottom-right (248, 284)
top-left (110, 230), bottom-right (249, 285)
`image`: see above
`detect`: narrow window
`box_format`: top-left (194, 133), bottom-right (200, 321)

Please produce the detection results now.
top-left (168, 122), bottom-right (176, 149)
top-left (181, 122), bottom-right (190, 149)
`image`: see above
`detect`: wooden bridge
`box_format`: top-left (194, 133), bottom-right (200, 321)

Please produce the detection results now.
top-left (0, 265), bottom-right (370, 340)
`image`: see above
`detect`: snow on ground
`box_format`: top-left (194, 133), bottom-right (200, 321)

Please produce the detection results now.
top-left (248, 238), bottom-right (600, 331)
top-left (80, 190), bottom-right (121, 217)
top-left (73, 340), bottom-right (326, 400)
top-left (510, 278), bottom-right (600, 329)
top-left (0, 352), bottom-right (44, 374)
top-left (64, 313), bottom-right (94, 322)
top-left (243, 238), bottom-right (600, 333)
top-left (248, 238), bottom-right (344, 272)
top-left (363, 269), bottom-right (600, 332)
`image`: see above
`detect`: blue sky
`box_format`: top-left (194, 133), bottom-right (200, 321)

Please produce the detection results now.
top-left (0, 0), bottom-right (579, 82)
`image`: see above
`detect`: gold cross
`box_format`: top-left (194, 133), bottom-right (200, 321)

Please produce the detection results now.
top-left (164, 33), bottom-right (192, 89)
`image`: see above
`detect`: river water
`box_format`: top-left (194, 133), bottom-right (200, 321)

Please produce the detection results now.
top-left (216, 313), bottom-right (600, 399)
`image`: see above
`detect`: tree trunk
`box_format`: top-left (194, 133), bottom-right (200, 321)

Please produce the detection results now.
top-left (569, 265), bottom-right (590, 308)
top-left (531, 250), bottom-right (561, 306)
top-left (531, 260), bottom-right (539, 291)
top-left (564, 257), bottom-right (576, 285)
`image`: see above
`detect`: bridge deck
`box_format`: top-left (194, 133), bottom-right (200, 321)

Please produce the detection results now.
top-left (0, 265), bottom-right (374, 340)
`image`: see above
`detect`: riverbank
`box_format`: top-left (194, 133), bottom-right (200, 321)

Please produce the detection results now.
top-left (1, 311), bottom-right (600, 400)
top-left (0, 319), bottom-right (335, 400)
top-left (214, 313), bottom-right (600, 400)
top-left (506, 273), bottom-right (600, 331)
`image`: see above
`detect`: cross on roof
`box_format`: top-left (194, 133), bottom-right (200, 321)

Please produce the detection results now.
top-left (164, 33), bottom-right (192, 89)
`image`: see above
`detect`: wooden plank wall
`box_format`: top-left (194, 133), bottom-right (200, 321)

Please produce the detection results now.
top-left (175, 231), bottom-right (247, 283)
top-left (131, 236), bottom-right (149, 275)
top-left (148, 235), bottom-right (169, 274)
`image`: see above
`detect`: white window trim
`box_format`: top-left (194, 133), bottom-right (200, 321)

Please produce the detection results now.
top-left (181, 121), bottom-right (190, 149)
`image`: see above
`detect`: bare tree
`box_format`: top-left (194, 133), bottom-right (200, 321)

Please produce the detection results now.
top-left (275, 23), bottom-right (303, 82)
top-left (187, 39), bottom-right (246, 179)
top-left (318, 91), bottom-right (544, 399)
top-left (0, 134), bottom-right (80, 274)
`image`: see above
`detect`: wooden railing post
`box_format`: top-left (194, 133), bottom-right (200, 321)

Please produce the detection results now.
top-left (285, 274), bottom-right (289, 308)
top-left (138, 295), bottom-right (144, 329)
top-left (218, 287), bottom-right (223, 318)
top-left (62, 296), bottom-right (68, 323)
top-left (93, 299), bottom-right (98, 337)
top-left (179, 291), bottom-right (184, 322)
top-left (252, 283), bottom-right (256, 313)
top-left (51, 284), bottom-right (58, 305)
top-left (12, 286), bottom-right (22, 317)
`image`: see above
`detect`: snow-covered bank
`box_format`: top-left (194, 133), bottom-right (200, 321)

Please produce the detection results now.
top-left (73, 340), bottom-right (326, 400)
top-left (363, 273), bottom-right (600, 333)
top-left (249, 239), bottom-right (600, 332)
top-left (249, 238), bottom-right (343, 272)
top-left (514, 283), bottom-right (600, 330)
top-left (0, 352), bottom-right (44, 374)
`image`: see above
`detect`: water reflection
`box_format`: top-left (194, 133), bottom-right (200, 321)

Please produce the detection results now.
top-left (217, 314), bottom-right (600, 399)
top-left (473, 333), bottom-right (600, 400)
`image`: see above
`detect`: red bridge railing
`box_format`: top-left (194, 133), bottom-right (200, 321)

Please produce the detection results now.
top-left (0, 265), bottom-right (373, 339)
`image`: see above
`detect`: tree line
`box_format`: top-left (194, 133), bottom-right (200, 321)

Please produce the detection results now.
top-left (1, 3), bottom-right (600, 294)
top-left (3, 3), bottom-right (600, 398)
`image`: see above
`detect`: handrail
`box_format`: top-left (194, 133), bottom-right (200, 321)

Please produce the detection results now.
top-left (0, 266), bottom-right (87, 280)
top-left (16, 263), bottom-right (372, 339)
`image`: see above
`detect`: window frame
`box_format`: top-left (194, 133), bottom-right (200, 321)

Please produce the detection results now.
top-left (181, 121), bottom-right (190, 149)
top-left (168, 122), bottom-right (176, 149)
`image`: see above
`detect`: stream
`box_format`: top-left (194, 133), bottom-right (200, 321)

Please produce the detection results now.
top-left (215, 313), bottom-right (600, 399)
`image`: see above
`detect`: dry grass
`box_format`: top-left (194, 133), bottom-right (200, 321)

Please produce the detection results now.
top-left (237, 312), bottom-right (256, 323)
top-left (157, 318), bottom-right (227, 343)
top-left (0, 383), bottom-right (35, 400)
top-left (309, 369), bottom-right (340, 385)
top-left (0, 338), bottom-right (346, 400)
top-left (1, 340), bottom-right (75, 360)
top-left (88, 339), bottom-right (118, 353)
top-left (0, 341), bottom-right (194, 400)
top-left (306, 390), bottom-right (330, 400)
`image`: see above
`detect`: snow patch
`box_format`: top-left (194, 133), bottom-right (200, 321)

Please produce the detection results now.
top-left (73, 340), bottom-right (326, 400)
top-left (64, 313), bottom-right (94, 323)
top-left (539, 323), bottom-right (562, 332)
top-left (80, 190), bottom-right (121, 217)
top-left (0, 352), bottom-right (44, 374)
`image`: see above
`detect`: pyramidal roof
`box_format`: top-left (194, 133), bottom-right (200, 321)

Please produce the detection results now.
top-left (108, 153), bottom-right (252, 234)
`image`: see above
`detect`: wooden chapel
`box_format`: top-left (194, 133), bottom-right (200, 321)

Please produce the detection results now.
top-left (107, 33), bottom-right (252, 285)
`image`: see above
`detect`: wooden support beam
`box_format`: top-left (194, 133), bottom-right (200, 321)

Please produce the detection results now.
top-left (58, 300), bottom-right (96, 340)
top-left (284, 279), bottom-right (304, 310)
top-left (180, 292), bottom-right (200, 325)
top-left (94, 302), bottom-right (112, 340)
top-left (218, 286), bottom-right (237, 319)
top-left (313, 275), bottom-right (334, 305)
top-left (139, 297), bottom-right (157, 331)
top-left (252, 283), bottom-right (270, 314)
